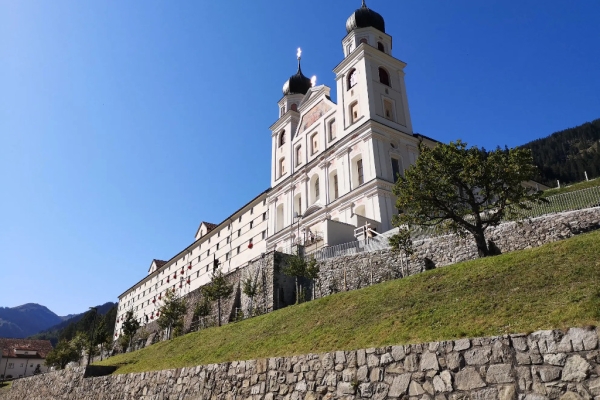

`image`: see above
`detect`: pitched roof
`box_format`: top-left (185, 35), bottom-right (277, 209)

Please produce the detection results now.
top-left (153, 259), bottom-right (168, 269)
top-left (0, 338), bottom-right (53, 359)
top-left (203, 222), bottom-right (218, 232)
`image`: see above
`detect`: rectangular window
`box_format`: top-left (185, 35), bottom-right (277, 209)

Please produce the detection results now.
top-left (238, 229), bottom-right (241, 237)
top-left (279, 158), bottom-right (286, 177)
top-left (311, 133), bottom-right (319, 155)
top-left (262, 231), bottom-right (266, 239)
top-left (384, 99), bottom-right (394, 121)
top-left (357, 159), bottom-right (364, 185)
top-left (238, 216), bottom-right (242, 222)
top-left (297, 196), bottom-right (302, 215)
top-left (8, 363), bottom-right (13, 369)
top-left (226, 237), bottom-right (230, 244)
top-left (333, 174), bottom-right (339, 199)
top-left (250, 221), bottom-right (253, 229)
top-left (263, 212), bottom-right (267, 221)
top-left (329, 119), bottom-right (336, 141)
top-left (391, 158), bottom-right (401, 182)
top-left (226, 252), bottom-right (229, 260)
top-left (216, 243), bottom-right (219, 250)
top-left (296, 146), bottom-right (302, 166)
top-left (237, 246), bottom-right (240, 254)
top-left (197, 271), bottom-right (199, 278)
top-left (207, 249), bottom-right (210, 256)
top-left (350, 102), bottom-right (359, 124)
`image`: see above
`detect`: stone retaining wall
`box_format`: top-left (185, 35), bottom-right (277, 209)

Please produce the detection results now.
top-left (315, 207), bottom-right (600, 298)
top-left (3, 327), bottom-right (600, 400)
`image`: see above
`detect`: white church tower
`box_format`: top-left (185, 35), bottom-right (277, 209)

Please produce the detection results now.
top-left (266, 1), bottom-right (433, 254)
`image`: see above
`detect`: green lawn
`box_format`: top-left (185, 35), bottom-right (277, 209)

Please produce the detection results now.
top-left (542, 177), bottom-right (600, 197)
top-left (97, 230), bottom-right (600, 375)
top-left (0, 380), bottom-right (12, 394)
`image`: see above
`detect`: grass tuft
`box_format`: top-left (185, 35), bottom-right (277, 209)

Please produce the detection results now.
top-left (97, 230), bottom-right (600, 374)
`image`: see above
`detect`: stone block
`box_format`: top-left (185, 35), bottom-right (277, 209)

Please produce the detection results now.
top-left (357, 366), bottom-right (369, 381)
top-left (381, 352), bottom-right (394, 365)
top-left (560, 392), bottom-right (584, 400)
top-left (534, 366), bottom-right (561, 382)
top-left (368, 353), bottom-right (381, 368)
top-left (372, 382), bottom-right (390, 400)
top-left (446, 352), bottom-right (462, 372)
top-left (405, 354), bottom-right (419, 372)
top-left (561, 328), bottom-right (599, 352)
top-left (392, 345), bottom-right (406, 361)
top-left (388, 373), bottom-right (412, 397)
top-left (420, 352), bottom-right (440, 371)
top-left (357, 349), bottom-right (367, 366)
top-left (562, 355), bottom-right (590, 382)
top-left (409, 381), bottom-right (426, 396)
top-left (465, 346), bottom-right (492, 365)
top-left (370, 367), bottom-right (384, 382)
top-left (432, 371), bottom-right (452, 393)
top-left (337, 382), bottom-right (356, 396)
top-left (454, 339), bottom-right (471, 351)
top-left (455, 367), bottom-right (486, 391)
top-left (335, 351), bottom-right (346, 364)
top-left (523, 394), bottom-right (549, 400)
top-left (486, 364), bottom-right (514, 384)
top-left (472, 387), bottom-right (499, 400)
top-left (498, 385), bottom-right (516, 400)
top-left (589, 377), bottom-right (600, 396)
top-left (543, 353), bottom-right (567, 366)
top-left (342, 368), bottom-right (356, 382)
top-left (359, 382), bottom-right (373, 397)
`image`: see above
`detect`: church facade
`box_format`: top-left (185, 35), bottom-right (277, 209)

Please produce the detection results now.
top-left (113, 1), bottom-right (435, 336)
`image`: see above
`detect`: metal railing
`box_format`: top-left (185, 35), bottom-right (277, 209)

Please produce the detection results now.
top-left (304, 185), bottom-right (600, 262)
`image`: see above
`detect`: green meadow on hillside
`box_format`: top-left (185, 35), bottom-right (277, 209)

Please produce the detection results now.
top-left (97, 230), bottom-right (600, 374)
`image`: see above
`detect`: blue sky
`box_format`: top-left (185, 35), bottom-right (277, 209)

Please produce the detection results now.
top-left (1, 0), bottom-right (598, 316)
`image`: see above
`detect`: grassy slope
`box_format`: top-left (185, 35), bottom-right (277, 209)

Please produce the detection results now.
top-left (98, 231), bottom-right (600, 374)
top-left (542, 177), bottom-right (600, 197)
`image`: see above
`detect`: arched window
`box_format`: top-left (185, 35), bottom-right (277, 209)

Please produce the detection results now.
top-left (290, 103), bottom-right (298, 111)
top-left (377, 42), bottom-right (385, 52)
top-left (315, 177), bottom-right (320, 199)
top-left (378, 67), bottom-right (390, 87)
top-left (360, 38), bottom-right (368, 45)
top-left (279, 130), bottom-right (285, 147)
top-left (347, 69), bottom-right (358, 90)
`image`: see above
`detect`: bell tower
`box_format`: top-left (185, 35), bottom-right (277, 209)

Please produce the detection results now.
top-left (270, 49), bottom-right (313, 188)
top-left (333, 0), bottom-right (413, 138)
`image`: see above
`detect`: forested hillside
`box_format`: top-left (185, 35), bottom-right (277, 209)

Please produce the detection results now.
top-left (522, 118), bottom-right (600, 187)
top-left (0, 304), bottom-right (64, 338)
top-left (29, 302), bottom-right (117, 346)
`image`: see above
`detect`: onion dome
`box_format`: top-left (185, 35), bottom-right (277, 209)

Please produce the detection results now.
top-left (346, 0), bottom-right (385, 34)
top-left (282, 49), bottom-right (312, 96)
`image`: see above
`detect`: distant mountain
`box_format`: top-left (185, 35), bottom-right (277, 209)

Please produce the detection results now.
top-left (0, 304), bottom-right (64, 338)
top-left (522, 118), bottom-right (600, 187)
top-left (29, 302), bottom-right (117, 346)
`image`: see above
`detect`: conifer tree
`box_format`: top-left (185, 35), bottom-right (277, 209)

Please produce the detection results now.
top-left (204, 269), bottom-right (233, 327)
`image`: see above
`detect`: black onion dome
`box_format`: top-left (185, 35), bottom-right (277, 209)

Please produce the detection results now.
top-left (346, 0), bottom-right (385, 34)
top-left (282, 61), bottom-right (312, 96)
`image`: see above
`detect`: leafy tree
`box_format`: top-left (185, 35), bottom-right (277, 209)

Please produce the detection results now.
top-left (157, 290), bottom-right (187, 339)
top-left (242, 276), bottom-right (258, 317)
top-left (70, 332), bottom-right (88, 365)
top-left (388, 225), bottom-right (414, 276)
top-left (192, 296), bottom-right (211, 329)
top-left (45, 340), bottom-right (79, 369)
top-left (121, 309), bottom-right (140, 350)
top-left (393, 140), bottom-right (544, 257)
top-left (283, 255), bottom-right (307, 304)
top-left (203, 269), bottom-right (233, 326)
top-left (283, 255), bottom-right (320, 303)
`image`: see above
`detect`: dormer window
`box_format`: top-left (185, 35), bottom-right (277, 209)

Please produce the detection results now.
top-left (347, 69), bottom-right (358, 90)
top-left (378, 67), bottom-right (390, 87)
top-left (279, 130), bottom-right (286, 147)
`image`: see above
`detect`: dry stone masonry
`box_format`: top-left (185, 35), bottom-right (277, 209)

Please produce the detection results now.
top-left (315, 207), bottom-right (600, 298)
top-left (2, 327), bottom-right (600, 400)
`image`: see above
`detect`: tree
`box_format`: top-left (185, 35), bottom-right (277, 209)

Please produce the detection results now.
top-left (393, 140), bottom-right (544, 257)
top-left (242, 276), bottom-right (258, 317)
top-left (283, 255), bottom-right (307, 304)
top-left (203, 269), bottom-right (233, 327)
top-left (157, 290), bottom-right (187, 339)
top-left (121, 309), bottom-right (140, 350)
top-left (283, 255), bottom-right (320, 302)
top-left (388, 225), bottom-right (414, 276)
top-left (70, 332), bottom-right (88, 365)
top-left (192, 295), bottom-right (211, 330)
top-left (45, 340), bottom-right (79, 369)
